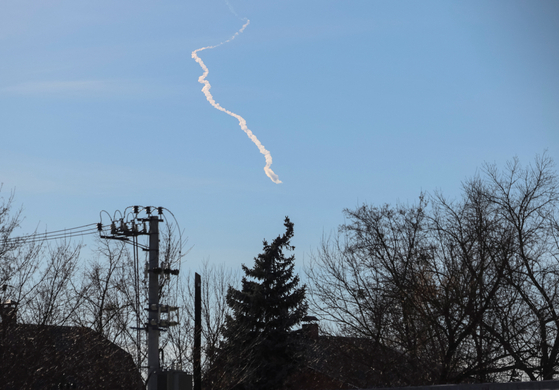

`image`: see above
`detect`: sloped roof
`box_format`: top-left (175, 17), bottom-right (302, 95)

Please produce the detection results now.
top-left (0, 323), bottom-right (143, 390)
top-left (283, 329), bottom-right (417, 390)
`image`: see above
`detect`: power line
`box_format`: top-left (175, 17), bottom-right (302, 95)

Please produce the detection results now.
top-left (5, 223), bottom-right (99, 244)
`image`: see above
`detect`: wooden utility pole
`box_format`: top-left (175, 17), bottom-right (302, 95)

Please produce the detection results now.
top-left (194, 272), bottom-right (202, 390)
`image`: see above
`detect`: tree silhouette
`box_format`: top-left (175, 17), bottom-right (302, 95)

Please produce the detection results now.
top-left (218, 217), bottom-right (307, 390)
top-left (307, 153), bottom-right (559, 385)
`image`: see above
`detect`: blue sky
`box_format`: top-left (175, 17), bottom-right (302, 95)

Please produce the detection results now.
top-left (1, 0), bottom-right (558, 272)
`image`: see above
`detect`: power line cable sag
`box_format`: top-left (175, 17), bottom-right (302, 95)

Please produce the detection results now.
top-left (191, 20), bottom-right (282, 184)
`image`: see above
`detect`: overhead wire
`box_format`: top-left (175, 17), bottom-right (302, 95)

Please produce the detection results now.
top-left (5, 207), bottom-right (182, 250)
top-left (6, 224), bottom-right (99, 244)
top-left (99, 210), bottom-right (113, 225)
top-left (8, 223), bottom-right (98, 238)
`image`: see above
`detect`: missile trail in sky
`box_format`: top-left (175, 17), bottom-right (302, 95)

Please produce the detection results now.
top-left (191, 20), bottom-right (282, 184)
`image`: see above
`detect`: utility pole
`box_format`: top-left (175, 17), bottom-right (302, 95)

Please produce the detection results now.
top-left (99, 206), bottom-right (180, 390)
top-left (147, 215), bottom-right (160, 390)
top-left (194, 273), bottom-right (201, 390)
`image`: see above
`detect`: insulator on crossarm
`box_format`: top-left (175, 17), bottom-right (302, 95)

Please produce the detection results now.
top-left (161, 305), bottom-right (178, 312)
top-left (159, 319), bottom-right (178, 327)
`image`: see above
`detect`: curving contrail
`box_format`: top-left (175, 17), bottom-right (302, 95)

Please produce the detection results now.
top-left (191, 20), bottom-right (282, 184)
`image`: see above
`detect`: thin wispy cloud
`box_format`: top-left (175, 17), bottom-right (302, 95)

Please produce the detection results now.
top-left (0, 79), bottom-right (181, 99)
top-left (0, 154), bottom-right (213, 197)
top-left (2, 80), bottom-right (106, 95)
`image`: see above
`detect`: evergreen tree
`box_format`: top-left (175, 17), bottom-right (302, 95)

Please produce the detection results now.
top-left (221, 217), bottom-right (307, 390)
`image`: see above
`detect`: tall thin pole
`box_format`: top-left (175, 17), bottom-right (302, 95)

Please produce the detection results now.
top-left (134, 235), bottom-right (141, 369)
top-left (147, 215), bottom-right (160, 390)
top-left (194, 273), bottom-right (202, 390)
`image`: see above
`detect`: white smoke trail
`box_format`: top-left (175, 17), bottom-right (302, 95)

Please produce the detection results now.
top-left (224, 0), bottom-right (240, 18)
top-left (191, 20), bottom-right (282, 184)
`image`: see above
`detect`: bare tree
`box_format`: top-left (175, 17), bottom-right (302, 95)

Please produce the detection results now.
top-left (307, 155), bottom-right (559, 385)
top-left (21, 240), bottom-right (84, 326)
top-left (428, 178), bottom-right (515, 383)
top-left (72, 238), bottom-right (137, 342)
top-left (0, 187), bottom-right (42, 306)
top-left (308, 197), bottom-right (444, 385)
top-left (164, 261), bottom-right (238, 382)
top-left (479, 154), bottom-right (559, 380)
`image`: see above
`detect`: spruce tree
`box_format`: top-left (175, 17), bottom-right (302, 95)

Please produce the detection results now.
top-left (222, 217), bottom-right (307, 390)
